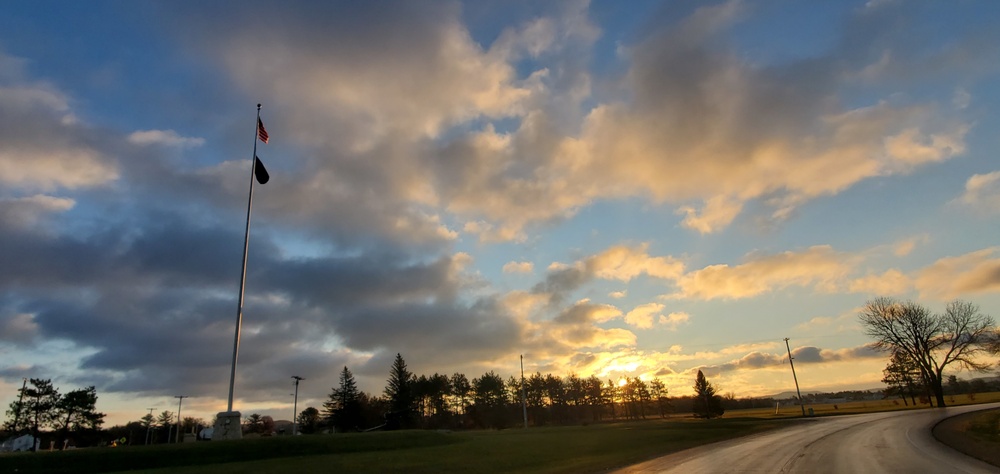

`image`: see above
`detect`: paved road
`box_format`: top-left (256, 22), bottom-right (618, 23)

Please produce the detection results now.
top-left (612, 403), bottom-right (1000, 474)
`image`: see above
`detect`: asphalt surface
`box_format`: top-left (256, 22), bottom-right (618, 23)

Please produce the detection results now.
top-left (611, 402), bottom-right (1000, 474)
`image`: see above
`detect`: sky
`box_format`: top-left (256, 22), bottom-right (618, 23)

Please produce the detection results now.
top-left (1, 0), bottom-right (999, 427)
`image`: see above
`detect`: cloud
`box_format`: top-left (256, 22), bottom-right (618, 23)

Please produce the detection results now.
top-left (0, 195), bottom-right (75, 231)
top-left (533, 244), bottom-right (684, 304)
top-left (541, 300), bottom-right (635, 353)
top-left (536, 2), bottom-right (971, 235)
top-left (608, 290), bottom-right (627, 299)
top-left (677, 196), bottom-right (744, 234)
top-left (624, 303), bottom-right (663, 329)
top-left (915, 248), bottom-right (1000, 299)
top-left (957, 171), bottom-right (1000, 212)
top-left (154, 0), bottom-right (976, 247)
top-left (669, 246), bottom-right (854, 300)
top-left (658, 312), bottom-right (690, 331)
top-left (882, 126), bottom-right (967, 166)
top-left (502, 261), bottom-right (535, 274)
top-left (0, 81), bottom-right (118, 191)
top-left (892, 235), bottom-right (928, 257)
top-left (127, 130), bottom-right (205, 148)
top-left (848, 269), bottom-right (911, 295)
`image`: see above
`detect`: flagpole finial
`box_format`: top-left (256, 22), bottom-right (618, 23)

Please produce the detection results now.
top-left (257, 103), bottom-right (262, 110)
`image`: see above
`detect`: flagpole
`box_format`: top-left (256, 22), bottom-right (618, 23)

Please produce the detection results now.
top-left (226, 103), bottom-right (262, 413)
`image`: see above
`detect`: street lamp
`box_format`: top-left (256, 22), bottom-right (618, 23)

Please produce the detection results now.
top-left (291, 376), bottom-right (304, 435)
top-left (175, 396), bottom-right (188, 443)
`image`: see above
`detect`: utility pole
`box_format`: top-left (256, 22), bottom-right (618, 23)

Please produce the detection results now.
top-left (14, 378), bottom-right (26, 433)
top-left (784, 338), bottom-right (806, 416)
top-left (145, 408), bottom-right (156, 445)
top-left (520, 355), bottom-right (528, 429)
top-left (291, 376), bottom-right (304, 435)
top-left (174, 396), bottom-right (188, 443)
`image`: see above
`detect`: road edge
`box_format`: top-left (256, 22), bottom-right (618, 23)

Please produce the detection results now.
top-left (931, 407), bottom-right (1000, 468)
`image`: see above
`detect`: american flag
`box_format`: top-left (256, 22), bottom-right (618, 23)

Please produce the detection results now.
top-left (257, 117), bottom-right (269, 144)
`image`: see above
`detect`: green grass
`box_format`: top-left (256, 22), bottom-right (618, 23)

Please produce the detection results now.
top-left (0, 418), bottom-right (787, 474)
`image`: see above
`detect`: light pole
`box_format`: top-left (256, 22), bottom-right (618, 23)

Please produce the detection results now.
top-left (291, 376), bottom-right (304, 435)
top-left (174, 396), bottom-right (188, 443)
top-left (784, 338), bottom-right (806, 416)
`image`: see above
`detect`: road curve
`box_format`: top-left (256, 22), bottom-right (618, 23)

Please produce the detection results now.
top-left (611, 402), bottom-right (1000, 474)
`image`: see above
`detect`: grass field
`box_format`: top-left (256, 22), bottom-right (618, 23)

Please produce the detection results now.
top-left (725, 391), bottom-right (1000, 419)
top-left (1, 418), bottom-right (789, 474)
top-left (4, 394), bottom-right (999, 473)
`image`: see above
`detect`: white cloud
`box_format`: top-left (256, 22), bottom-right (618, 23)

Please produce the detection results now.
top-left (658, 312), bottom-right (690, 331)
top-left (128, 129), bottom-right (205, 148)
top-left (882, 125), bottom-right (967, 166)
top-left (502, 261), bottom-right (534, 274)
top-left (588, 244), bottom-right (685, 281)
top-left (958, 171), bottom-right (1000, 212)
top-left (892, 235), bottom-right (929, 256)
top-left (624, 303), bottom-right (664, 329)
top-left (848, 269), bottom-right (911, 295)
top-left (669, 246), bottom-right (854, 300)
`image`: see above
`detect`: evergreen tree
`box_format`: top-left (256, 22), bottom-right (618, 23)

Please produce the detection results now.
top-left (324, 366), bottom-right (363, 432)
top-left (55, 386), bottom-right (105, 432)
top-left (450, 373), bottom-right (471, 415)
top-left (384, 353), bottom-right (415, 429)
top-left (692, 370), bottom-right (724, 419)
top-left (882, 350), bottom-right (922, 406)
top-left (11, 379), bottom-right (60, 448)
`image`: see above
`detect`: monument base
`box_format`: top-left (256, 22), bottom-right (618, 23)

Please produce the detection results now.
top-left (212, 411), bottom-right (243, 441)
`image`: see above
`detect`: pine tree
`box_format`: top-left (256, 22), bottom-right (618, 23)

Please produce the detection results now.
top-left (324, 366), bottom-right (363, 432)
top-left (384, 353), bottom-right (414, 429)
top-left (692, 370), bottom-right (725, 419)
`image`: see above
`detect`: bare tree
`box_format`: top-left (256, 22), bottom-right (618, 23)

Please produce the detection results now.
top-left (859, 298), bottom-right (995, 407)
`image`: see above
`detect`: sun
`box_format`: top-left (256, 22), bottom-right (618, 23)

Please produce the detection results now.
top-left (617, 378), bottom-right (628, 387)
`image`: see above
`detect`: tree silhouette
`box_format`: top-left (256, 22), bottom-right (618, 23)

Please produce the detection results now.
top-left (450, 373), bottom-right (471, 416)
top-left (472, 371), bottom-right (507, 429)
top-left (7, 379), bottom-right (60, 449)
top-left (384, 354), bottom-right (415, 429)
top-left (325, 366), bottom-right (363, 432)
top-left (243, 413), bottom-right (263, 434)
top-left (296, 407), bottom-right (321, 434)
top-left (692, 370), bottom-right (724, 419)
top-left (859, 298), bottom-right (995, 407)
top-left (55, 386), bottom-right (105, 432)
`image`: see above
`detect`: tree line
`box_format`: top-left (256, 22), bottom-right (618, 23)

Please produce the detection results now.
top-left (2, 378), bottom-right (105, 450)
top-left (301, 353), bottom-right (729, 433)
